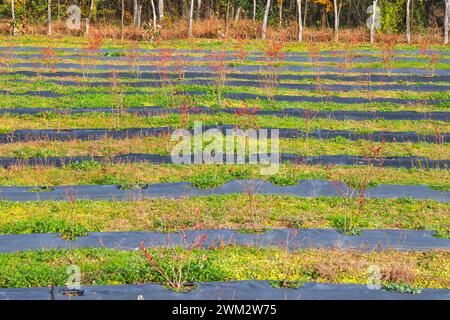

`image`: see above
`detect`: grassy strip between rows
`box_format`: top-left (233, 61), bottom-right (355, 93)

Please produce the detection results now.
top-left (0, 93), bottom-right (447, 112)
top-left (4, 55), bottom-right (450, 71)
top-left (3, 35), bottom-right (450, 52)
top-left (0, 247), bottom-right (448, 290)
top-left (0, 113), bottom-right (448, 135)
top-left (0, 196), bottom-right (448, 237)
top-left (1, 135), bottom-right (448, 160)
top-left (1, 164), bottom-right (449, 191)
top-left (1, 80), bottom-right (449, 101)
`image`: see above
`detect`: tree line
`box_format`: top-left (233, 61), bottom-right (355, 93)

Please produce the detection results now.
top-left (2, 0), bottom-right (450, 43)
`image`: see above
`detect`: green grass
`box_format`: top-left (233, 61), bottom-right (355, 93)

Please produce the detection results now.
top-left (0, 196), bottom-right (447, 236)
top-left (1, 135), bottom-right (447, 160)
top-left (0, 247), bottom-right (448, 289)
top-left (1, 163), bottom-right (449, 190)
top-left (0, 218), bottom-right (87, 240)
top-left (0, 112), bottom-right (447, 135)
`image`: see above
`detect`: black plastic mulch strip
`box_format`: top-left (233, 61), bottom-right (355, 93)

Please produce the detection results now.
top-left (0, 126), bottom-right (447, 144)
top-left (1, 106), bottom-right (448, 121)
top-left (220, 92), bottom-right (448, 106)
top-left (1, 280), bottom-right (448, 300)
top-left (11, 78), bottom-right (450, 93)
top-left (0, 229), bottom-right (448, 253)
top-left (0, 180), bottom-right (448, 202)
top-left (0, 89), bottom-right (446, 105)
top-left (7, 62), bottom-right (450, 76)
top-left (0, 154), bottom-right (447, 169)
top-left (5, 70), bottom-right (450, 83)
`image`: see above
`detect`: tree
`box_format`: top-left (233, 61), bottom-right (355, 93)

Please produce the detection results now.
top-left (262, 0), bottom-right (272, 40)
top-left (406, 0), bottom-right (411, 43)
top-left (278, 0), bottom-right (283, 27)
top-left (11, 0), bottom-right (15, 20)
top-left (445, 0), bottom-right (449, 44)
top-left (297, 0), bottom-right (303, 42)
top-left (121, 0), bottom-right (125, 40)
top-left (196, 0), bottom-right (202, 20)
top-left (188, 0), bottom-right (195, 37)
top-left (370, 0), bottom-right (378, 44)
top-left (253, 0), bottom-right (256, 20)
top-left (158, 0), bottom-right (164, 20)
top-left (150, 0), bottom-right (157, 32)
top-left (48, 0), bottom-right (52, 36)
top-left (333, 0), bottom-right (343, 42)
top-left (86, 0), bottom-right (96, 36)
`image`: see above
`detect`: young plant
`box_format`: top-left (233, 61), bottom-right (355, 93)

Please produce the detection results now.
top-left (234, 102), bottom-right (259, 130)
top-left (41, 46), bottom-right (56, 75)
top-left (380, 35), bottom-right (397, 75)
top-left (234, 37), bottom-right (249, 63)
top-left (308, 42), bottom-right (322, 91)
top-left (139, 231), bottom-right (207, 292)
top-left (209, 48), bottom-right (229, 107)
top-left (260, 40), bottom-right (286, 102)
top-left (127, 41), bottom-right (141, 80)
top-left (155, 48), bottom-right (188, 108)
top-left (269, 230), bottom-right (304, 289)
top-left (110, 71), bottom-right (125, 130)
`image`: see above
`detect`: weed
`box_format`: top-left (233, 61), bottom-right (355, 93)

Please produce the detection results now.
top-left (383, 282), bottom-right (422, 295)
top-left (330, 214), bottom-right (363, 236)
top-left (269, 280), bottom-right (304, 289)
top-left (140, 231), bottom-right (208, 292)
top-left (0, 218), bottom-right (87, 240)
top-left (67, 160), bottom-right (102, 171)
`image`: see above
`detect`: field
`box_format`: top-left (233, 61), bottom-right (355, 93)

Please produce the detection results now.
top-left (0, 34), bottom-right (449, 300)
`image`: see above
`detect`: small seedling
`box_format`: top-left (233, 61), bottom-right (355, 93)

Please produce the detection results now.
top-left (383, 283), bottom-right (422, 295)
top-left (269, 280), bottom-right (304, 289)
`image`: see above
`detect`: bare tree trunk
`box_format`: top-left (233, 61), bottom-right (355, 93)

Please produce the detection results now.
top-left (48, 0), bottom-right (52, 36)
top-left (150, 0), bottom-right (157, 32)
top-left (121, 0), bottom-right (125, 40)
top-left (370, 0), bottom-right (378, 44)
top-left (278, 0), bottom-right (283, 28)
top-left (253, 0), bottom-right (256, 20)
top-left (188, 0), bottom-right (195, 37)
top-left (445, 0), bottom-right (449, 44)
top-left (158, 0), bottom-right (164, 20)
top-left (333, 0), bottom-right (339, 42)
top-left (262, 0), bottom-right (271, 40)
top-left (297, 0), bottom-right (303, 42)
top-left (133, 0), bottom-right (138, 27)
top-left (406, 0), bottom-right (411, 43)
top-left (304, 0), bottom-right (308, 28)
top-left (11, 0), bottom-right (15, 20)
top-left (234, 7), bottom-right (241, 24)
top-left (86, 0), bottom-right (95, 36)
top-left (138, 5), bottom-right (143, 28)
top-left (225, 0), bottom-right (230, 36)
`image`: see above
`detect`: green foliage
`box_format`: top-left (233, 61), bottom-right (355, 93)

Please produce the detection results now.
top-left (103, 51), bottom-right (126, 57)
top-left (383, 282), bottom-right (422, 294)
top-left (380, 0), bottom-right (428, 33)
top-left (0, 218), bottom-right (87, 240)
top-left (269, 280), bottom-right (304, 289)
top-left (190, 167), bottom-right (251, 189)
top-left (67, 160), bottom-right (102, 171)
top-left (330, 214), bottom-right (364, 236)
top-left (13, 147), bottom-right (55, 159)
